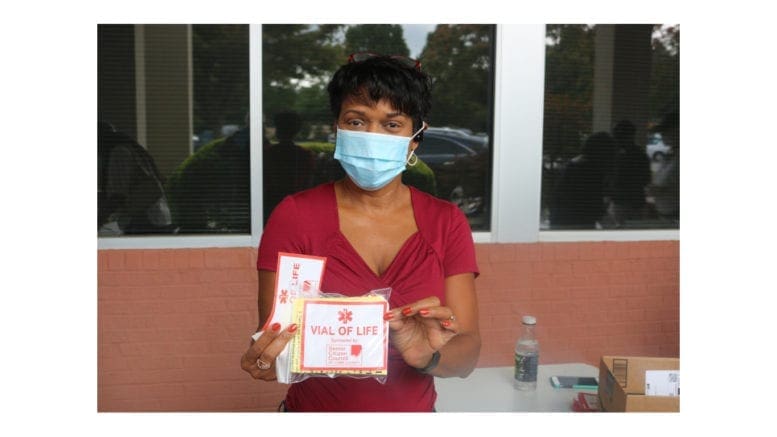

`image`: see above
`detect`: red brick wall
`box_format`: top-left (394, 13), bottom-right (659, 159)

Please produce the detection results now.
top-left (98, 241), bottom-right (679, 411)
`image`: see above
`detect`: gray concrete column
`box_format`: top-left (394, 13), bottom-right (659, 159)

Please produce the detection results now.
top-left (134, 24), bottom-right (193, 180)
top-left (592, 24), bottom-right (654, 141)
top-left (612, 24), bottom-right (653, 141)
top-left (592, 24), bottom-right (614, 133)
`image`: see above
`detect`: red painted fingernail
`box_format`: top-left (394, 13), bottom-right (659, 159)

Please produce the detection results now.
top-left (419, 309), bottom-right (430, 316)
top-left (383, 312), bottom-right (395, 321)
top-left (442, 320), bottom-right (451, 328)
top-left (402, 307), bottom-right (413, 316)
top-left (271, 323), bottom-right (281, 332)
top-left (288, 324), bottom-right (298, 333)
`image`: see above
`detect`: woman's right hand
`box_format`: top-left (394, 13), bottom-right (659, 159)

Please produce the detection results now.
top-left (240, 322), bottom-right (298, 381)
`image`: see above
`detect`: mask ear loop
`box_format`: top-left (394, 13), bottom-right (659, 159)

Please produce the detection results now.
top-left (406, 121), bottom-right (426, 166)
top-left (406, 150), bottom-right (418, 166)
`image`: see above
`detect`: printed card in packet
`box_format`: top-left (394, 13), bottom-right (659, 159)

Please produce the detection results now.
top-left (254, 252), bottom-right (326, 384)
top-left (289, 293), bottom-right (390, 382)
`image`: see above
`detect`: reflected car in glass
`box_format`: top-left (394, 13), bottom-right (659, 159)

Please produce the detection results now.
top-left (416, 128), bottom-right (489, 216)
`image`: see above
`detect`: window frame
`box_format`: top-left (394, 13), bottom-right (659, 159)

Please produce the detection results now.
top-left (97, 24), bottom-right (677, 250)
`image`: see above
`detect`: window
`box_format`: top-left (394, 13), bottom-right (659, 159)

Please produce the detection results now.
top-left (97, 24), bottom-right (678, 249)
top-left (261, 24), bottom-right (495, 231)
top-left (540, 24), bottom-right (680, 231)
top-left (98, 24), bottom-right (250, 236)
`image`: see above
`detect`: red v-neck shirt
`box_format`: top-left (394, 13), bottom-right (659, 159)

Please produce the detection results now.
top-left (257, 182), bottom-right (479, 412)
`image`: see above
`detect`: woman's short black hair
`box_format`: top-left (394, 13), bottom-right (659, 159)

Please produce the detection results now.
top-left (327, 55), bottom-right (432, 140)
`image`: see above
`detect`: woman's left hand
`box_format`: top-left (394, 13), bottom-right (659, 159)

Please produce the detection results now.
top-left (384, 296), bottom-right (458, 369)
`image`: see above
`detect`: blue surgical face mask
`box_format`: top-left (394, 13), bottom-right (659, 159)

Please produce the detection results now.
top-left (334, 123), bottom-right (426, 191)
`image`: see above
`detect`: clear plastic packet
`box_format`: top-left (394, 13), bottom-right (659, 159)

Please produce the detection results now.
top-left (252, 253), bottom-right (390, 384)
top-left (286, 288), bottom-right (391, 384)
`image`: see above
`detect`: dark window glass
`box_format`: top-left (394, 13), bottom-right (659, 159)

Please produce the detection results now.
top-left (261, 24), bottom-right (495, 231)
top-left (541, 24), bottom-right (679, 230)
top-left (98, 24), bottom-right (250, 236)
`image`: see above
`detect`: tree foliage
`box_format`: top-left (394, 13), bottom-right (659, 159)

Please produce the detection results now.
top-left (262, 24), bottom-right (345, 134)
top-left (543, 24), bottom-right (596, 159)
top-left (344, 25), bottom-right (410, 57)
top-left (263, 24), bottom-right (418, 140)
top-left (263, 25), bottom-right (344, 86)
top-left (650, 25), bottom-right (680, 118)
top-left (421, 25), bottom-right (495, 134)
top-left (192, 25), bottom-right (250, 133)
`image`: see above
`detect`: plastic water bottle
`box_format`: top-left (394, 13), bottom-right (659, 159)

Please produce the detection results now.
top-left (514, 315), bottom-right (539, 390)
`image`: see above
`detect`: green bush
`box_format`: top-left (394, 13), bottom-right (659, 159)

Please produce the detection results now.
top-left (166, 133), bottom-right (250, 233)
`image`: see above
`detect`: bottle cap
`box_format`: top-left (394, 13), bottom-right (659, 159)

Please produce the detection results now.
top-left (522, 315), bottom-right (536, 325)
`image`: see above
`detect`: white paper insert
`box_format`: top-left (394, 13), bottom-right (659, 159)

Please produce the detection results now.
top-left (645, 370), bottom-right (680, 396)
top-left (261, 253), bottom-right (326, 384)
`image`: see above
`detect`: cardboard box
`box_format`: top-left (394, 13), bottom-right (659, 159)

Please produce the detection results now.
top-left (598, 356), bottom-right (680, 412)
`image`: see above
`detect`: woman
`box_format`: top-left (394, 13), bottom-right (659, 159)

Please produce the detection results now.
top-left (240, 54), bottom-right (481, 412)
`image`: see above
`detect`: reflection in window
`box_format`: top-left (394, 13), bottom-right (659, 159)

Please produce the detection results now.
top-left (261, 24), bottom-right (495, 231)
top-left (98, 24), bottom-right (249, 236)
top-left (540, 24), bottom-right (679, 230)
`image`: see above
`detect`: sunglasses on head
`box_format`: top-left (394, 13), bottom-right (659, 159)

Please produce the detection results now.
top-left (347, 52), bottom-right (422, 70)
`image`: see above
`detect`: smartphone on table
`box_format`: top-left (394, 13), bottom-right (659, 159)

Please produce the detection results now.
top-left (549, 376), bottom-right (599, 389)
